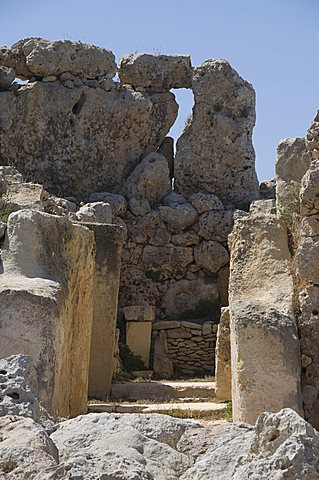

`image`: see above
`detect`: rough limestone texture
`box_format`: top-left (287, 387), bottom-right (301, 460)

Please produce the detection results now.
top-left (0, 210), bottom-right (95, 418)
top-left (119, 53), bottom-right (193, 91)
top-left (0, 37), bottom-right (116, 78)
top-left (276, 137), bottom-right (311, 217)
top-left (295, 159), bottom-right (319, 428)
top-left (0, 355), bottom-right (42, 421)
top-left (0, 416), bottom-right (59, 479)
top-left (0, 78), bottom-right (178, 198)
top-left (0, 66), bottom-right (15, 91)
top-left (84, 223), bottom-right (124, 400)
top-left (121, 152), bottom-right (171, 205)
top-left (174, 59), bottom-right (259, 208)
top-left (228, 213), bottom-right (302, 423)
top-left (215, 307), bottom-right (231, 401)
top-left (181, 409), bottom-right (319, 479)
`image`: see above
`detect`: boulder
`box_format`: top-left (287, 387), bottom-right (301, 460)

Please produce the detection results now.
top-left (0, 81), bottom-right (178, 198)
top-left (198, 210), bottom-right (233, 242)
top-left (229, 213), bottom-right (302, 423)
top-left (194, 240), bottom-right (229, 274)
top-left (158, 202), bottom-right (198, 232)
top-left (75, 201), bottom-right (112, 223)
top-left (1, 37), bottom-right (116, 78)
top-left (88, 192), bottom-right (127, 217)
top-left (175, 59), bottom-right (259, 208)
top-left (121, 152), bottom-right (171, 204)
top-left (276, 137), bottom-right (311, 218)
top-left (0, 416), bottom-right (59, 479)
top-left (119, 53), bottom-right (193, 91)
top-left (188, 192), bottom-right (224, 214)
top-left (249, 198), bottom-right (276, 215)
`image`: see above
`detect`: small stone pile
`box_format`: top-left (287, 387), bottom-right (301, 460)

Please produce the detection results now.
top-left (153, 320), bottom-right (217, 376)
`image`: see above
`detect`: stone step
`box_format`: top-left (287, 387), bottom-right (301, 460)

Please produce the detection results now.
top-left (88, 401), bottom-right (227, 419)
top-left (110, 381), bottom-right (216, 401)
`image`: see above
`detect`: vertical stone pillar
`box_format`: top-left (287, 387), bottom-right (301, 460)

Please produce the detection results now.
top-left (228, 213), bottom-right (302, 424)
top-left (124, 306), bottom-right (155, 368)
top-left (215, 307), bottom-right (231, 401)
top-left (86, 223), bottom-right (124, 400)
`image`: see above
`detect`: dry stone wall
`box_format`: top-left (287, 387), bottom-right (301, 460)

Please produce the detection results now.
top-left (152, 321), bottom-right (217, 377)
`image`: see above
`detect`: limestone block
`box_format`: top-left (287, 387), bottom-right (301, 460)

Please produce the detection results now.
top-left (126, 321), bottom-right (152, 368)
top-left (229, 213), bottom-right (302, 423)
top-left (2, 37), bottom-right (116, 78)
top-left (198, 210), bottom-right (233, 242)
top-left (194, 240), bottom-right (229, 273)
top-left (5, 181), bottom-right (45, 212)
top-left (171, 231), bottom-right (199, 246)
top-left (76, 202), bottom-right (112, 223)
top-left (0, 210), bottom-right (95, 418)
top-left (119, 53), bottom-right (192, 91)
top-left (142, 245), bottom-right (193, 275)
top-left (85, 223), bottom-right (124, 400)
top-left (121, 152), bottom-right (171, 205)
top-left (158, 202), bottom-right (198, 232)
top-left (153, 330), bottom-right (174, 378)
top-left (249, 199), bottom-right (276, 215)
top-left (164, 278), bottom-right (219, 319)
top-left (259, 178), bottom-right (276, 199)
top-left (123, 305), bottom-right (155, 322)
top-left (0, 81), bottom-right (178, 198)
top-left (217, 264), bottom-right (229, 307)
top-left (306, 109), bottom-right (319, 158)
top-left (175, 59), bottom-right (259, 208)
top-left (153, 321), bottom-right (181, 330)
top-left (167, 329), bottom-right (192, 339)
top-left (89, 192), bottom-right (127, 217)
top-left (215, 307), bottom-right (231, 401)
top-left (188, 192), bottom-right (224, 214)
top-left (300, 160), bottom-right (319, 216)
top-left (276, 138), bottom-right (311, 217)
top-left (0, 65), bottom-right (15, 91)
top-left (180, 321), bottom-right (202, 329)
top-left (296, 236), bottom-right (319, 284)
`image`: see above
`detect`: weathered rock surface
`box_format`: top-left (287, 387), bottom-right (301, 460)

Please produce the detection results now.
top-left (229, 213), bottom-right (302, 423)
top-left (0, 210), bottom-right (95, 418)
top-left (215, 307), bottom-right (231, 401)
top-left (0, 66), bottom-right (15, 91)
top-left (121, 152), bottom-right (171, 204)
top-left (0, 81), bottom-right (178, 198)
top-left (119, 53), bottom-right (193, 91)
top-left (175, 59), bottom-right (259, 208)
top-left (0, 416), bottom-right (59, 479)
top-left (153, 330), bottom-right (174, 378)
top-left (75, 201), bottom-right (112, 223)
top-left (1, 37), bottom-right (116, 78)
top-left (0, 355), bottom-right (42, 421)
top-left (194, 240), bottom-right (229, 273)
top-left (276, 137), bottom-right (311, 218)
top-left (259, 178), bottom-right (276, 199)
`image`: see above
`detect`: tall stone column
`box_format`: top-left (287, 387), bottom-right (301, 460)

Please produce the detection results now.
top-left (85, 223), bottom-right (124, 400)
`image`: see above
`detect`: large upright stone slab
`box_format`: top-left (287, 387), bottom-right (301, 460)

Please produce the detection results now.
top-left (228, 213), bottom-right (302, 423)
top-left (174, 59), bottom-right (259, 208)
top-left (215, 307), bottom-right (231, 401)
top-left (85, 223), bottom-right (124, 400)
top-left (0, 74), bottom-right (178, 198)
top-left (0, 210), bottom-right (95, 418)
top-left (124, 306), bottom-right (155, 368)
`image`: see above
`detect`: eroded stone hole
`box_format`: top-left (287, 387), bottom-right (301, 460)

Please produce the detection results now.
top-left (7, 392), bottom-right (20, 400)
top-left (0, 370), bottom-right (7, 375)
top-left (72, 93), bottom-right (86, 116)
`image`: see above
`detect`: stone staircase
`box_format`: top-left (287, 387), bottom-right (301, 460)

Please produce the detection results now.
top-left (88, 380), bottom-right (227, 419)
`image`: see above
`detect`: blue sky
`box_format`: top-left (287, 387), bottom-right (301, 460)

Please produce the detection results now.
top-left (2, 0), bottom-right (319, 181)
